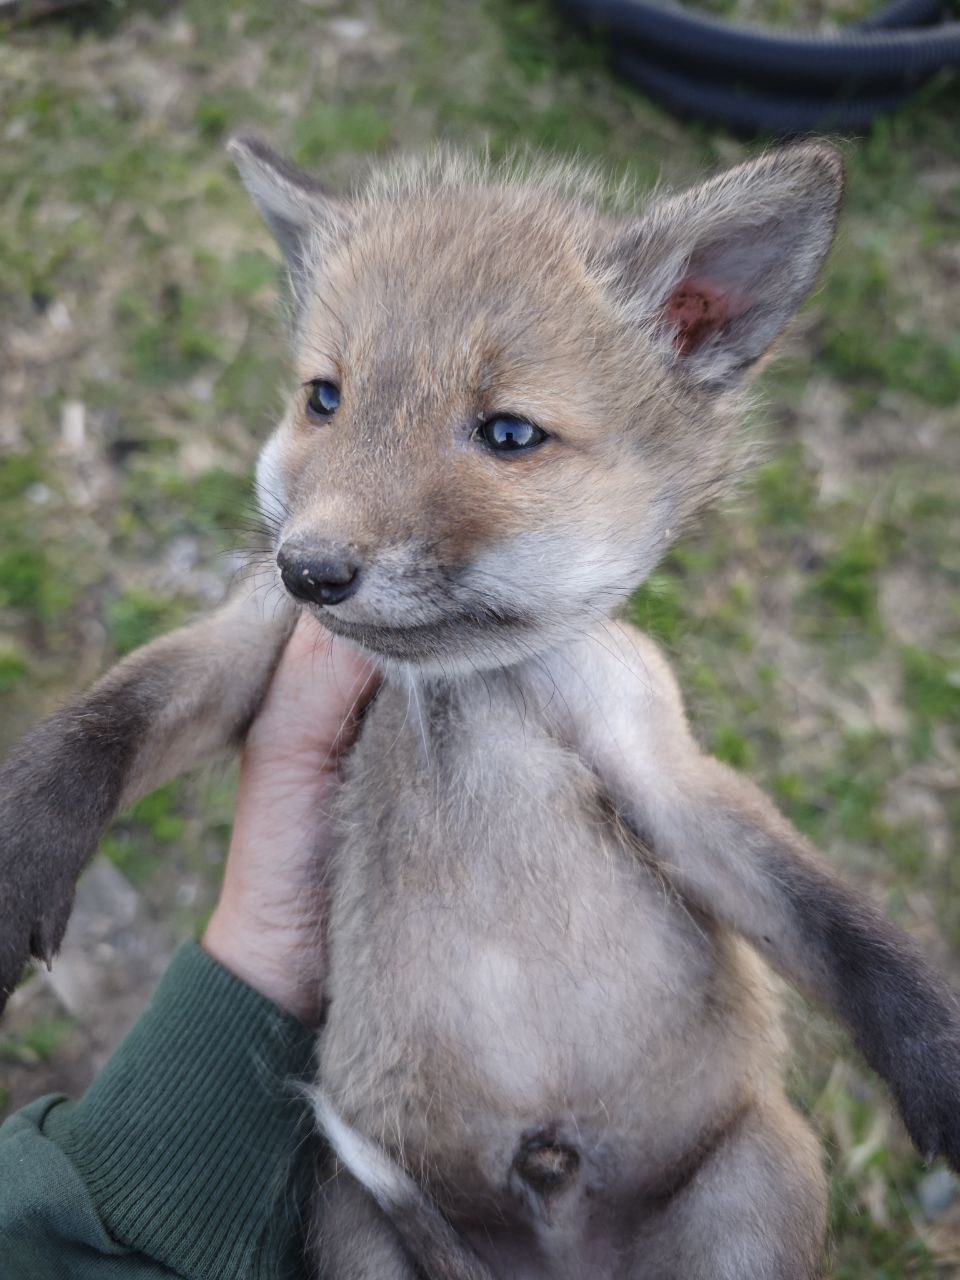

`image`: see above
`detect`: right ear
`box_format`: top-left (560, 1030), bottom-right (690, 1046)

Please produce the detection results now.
top-left (227, 134), bottom-right (345, 294)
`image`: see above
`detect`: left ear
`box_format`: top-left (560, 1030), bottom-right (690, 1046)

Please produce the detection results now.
top-left (610, 144), bottom-right (844, 390)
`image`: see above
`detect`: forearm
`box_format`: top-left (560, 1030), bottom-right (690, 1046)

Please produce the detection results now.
top-left (633, 757), bottom-right (919, 999)
top-left (0, 943), bottom-right (319, 1280)
top-left (0, 581), bottom-right (296, 1009)
top-left (630, 757), bottom-right (960, 1161)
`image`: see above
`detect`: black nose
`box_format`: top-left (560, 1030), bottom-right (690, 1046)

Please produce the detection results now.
top-left (277, 545), bottom-right (362, 606)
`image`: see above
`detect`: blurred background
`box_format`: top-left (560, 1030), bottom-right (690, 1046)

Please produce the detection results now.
top-left (0, 0), bottom-right (957, 1273)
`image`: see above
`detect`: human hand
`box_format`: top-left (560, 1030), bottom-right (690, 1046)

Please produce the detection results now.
top-left (203, 614), bottom-right (378, 1025)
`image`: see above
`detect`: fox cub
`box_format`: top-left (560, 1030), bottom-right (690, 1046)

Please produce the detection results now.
top-left (2, 139), bottom-right (960, 1280)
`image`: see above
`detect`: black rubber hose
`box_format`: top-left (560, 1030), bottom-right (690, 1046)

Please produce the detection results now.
top-left (557, 0), bottom-right (960, 91)
top-left (613, 49), bottom-right (917, 135)
top-left (856, 0), bottom-right (946, 29)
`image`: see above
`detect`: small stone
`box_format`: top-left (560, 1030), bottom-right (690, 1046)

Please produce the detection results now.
top-left (165, 535), bottom-right (200, 575)
top-left (60, 400), bottom-right (86, 450)
top-left (187, 375), bottom-right (214, 403)
top-left (47, 300), bottom-right (72, 334)
top-left (175, 881), bottom-right (198, 908)
top-left (918, 1167), bottom-right (957, 1219)
top-left (329, 17), bottom-right (368, 41)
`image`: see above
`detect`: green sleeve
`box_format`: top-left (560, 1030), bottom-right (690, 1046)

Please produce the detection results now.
top-left (0, 942), bottom-right (320, 1280)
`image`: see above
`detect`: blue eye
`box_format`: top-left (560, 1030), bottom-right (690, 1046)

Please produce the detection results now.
top-left (476, 414), bottom-right (547, 453)
top-left (307, 380), bottom-right (340, 419)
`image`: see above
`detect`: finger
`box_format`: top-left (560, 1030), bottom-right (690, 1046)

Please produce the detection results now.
top-left (252, 614), bottom-right (380, 758)
top-left (294, 613), bottom-right (380, 720)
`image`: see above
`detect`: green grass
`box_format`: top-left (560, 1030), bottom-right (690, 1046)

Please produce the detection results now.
top-left (290, 102), bottom-right (393, 165)
top-left (101, 781), bottom-right (189, 885)
top-left (0, 0), bottom-right (958, 1268)
top-left (903, 646), bottom-right (960, 725)
top-left (753, 447), bottom-right (818, 532)
top-left (820, 245), bottom-right (960, 411)
top-left (0, 643), bottom-right (28, 693)
top-left (0, 533), bottom-right (78, 619)
top-left (628, 568), bottom-right (689, 647)
top-left (902, 645), bottom-right (960, 760)
top-left (106, 589), bottom-right (190, 656)
top-left (809, 528), bottom-right (884, 631)
top-left (0, 1017), bottom-right (75, 1067)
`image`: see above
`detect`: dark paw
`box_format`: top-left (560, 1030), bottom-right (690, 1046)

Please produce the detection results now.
top-left (0, 877), bottom-right (76, 1009)
top-left (891, 1033), bottom-right (960, 1172)
top-left (0, 699), bottom-right (138, 1013)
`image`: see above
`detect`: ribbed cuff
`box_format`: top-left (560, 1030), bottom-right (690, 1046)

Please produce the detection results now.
top-left (43, 941), bottom-right (319, 1280)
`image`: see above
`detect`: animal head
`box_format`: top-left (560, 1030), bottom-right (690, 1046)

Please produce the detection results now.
top-left (231, 138), bottom-right (843, 674)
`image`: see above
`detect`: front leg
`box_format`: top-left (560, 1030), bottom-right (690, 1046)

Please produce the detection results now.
top-left (641, 755), bottom-right (960, 1170)
top-left (541, 622), bottom-right (960, 1170)
top-left (0, 577), bottom-right (298, 1008)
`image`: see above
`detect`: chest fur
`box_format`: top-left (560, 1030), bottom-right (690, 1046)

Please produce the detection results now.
top-left (317, 676), bottom-right (753, 1147)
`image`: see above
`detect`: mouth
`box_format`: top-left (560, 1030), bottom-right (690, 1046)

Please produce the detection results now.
top-left (310, 604), bottom-right (534, 661)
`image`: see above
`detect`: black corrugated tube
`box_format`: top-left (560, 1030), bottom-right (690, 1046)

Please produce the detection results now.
top-left (857, 0), bottom-right (946, 29)
top-left (557, 0), bottom-right (959, 135)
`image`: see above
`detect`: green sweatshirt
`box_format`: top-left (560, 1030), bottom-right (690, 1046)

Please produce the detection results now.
top-left (0, 943), bottom-right (320, 1279)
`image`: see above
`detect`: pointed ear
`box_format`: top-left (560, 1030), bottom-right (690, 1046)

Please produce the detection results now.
top-left (227, 134), bottom-right (344, 292)
top-left (612, 145), bottom-right (844, 389)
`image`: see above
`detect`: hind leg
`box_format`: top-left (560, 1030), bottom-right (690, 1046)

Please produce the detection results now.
top-left (313, 1163), bottom-right (418, 1280)
top-left (631, 1097), bottom-right (827, 1280)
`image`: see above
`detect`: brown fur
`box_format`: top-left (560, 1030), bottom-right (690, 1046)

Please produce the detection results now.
top-left (2, 141), bottom-right (958, 1280)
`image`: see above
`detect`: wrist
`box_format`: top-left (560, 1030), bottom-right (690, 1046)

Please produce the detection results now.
top-left (203, 908), bottom-right (323, 1027)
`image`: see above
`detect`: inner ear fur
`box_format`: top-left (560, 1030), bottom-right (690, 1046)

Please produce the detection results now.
top-left (228, 134), bottom-right (345, 295)
top-left (612, 144), bottom-right (845, 389)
